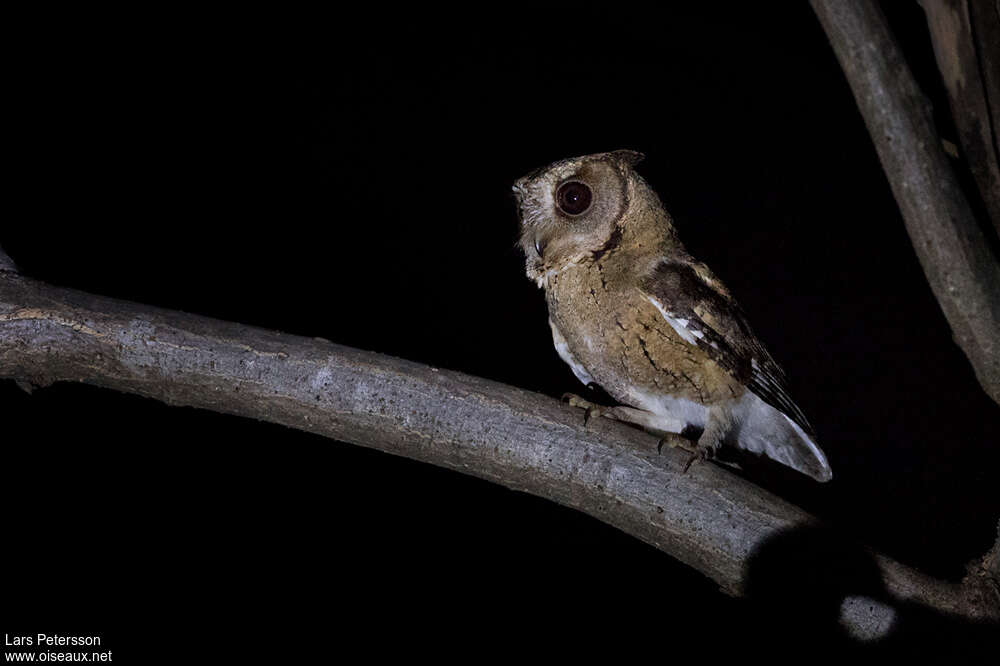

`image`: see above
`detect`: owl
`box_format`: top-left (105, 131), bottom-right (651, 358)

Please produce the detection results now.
top-left (513, 150), bottom-right (832, 482)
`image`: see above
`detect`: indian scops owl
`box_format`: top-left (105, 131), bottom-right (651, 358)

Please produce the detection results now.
top-left (513, 150), bottom-right (832, 482)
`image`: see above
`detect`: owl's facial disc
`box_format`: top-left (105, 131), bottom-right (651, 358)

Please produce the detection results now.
top-left (514, 152), bottom-right (635, 286)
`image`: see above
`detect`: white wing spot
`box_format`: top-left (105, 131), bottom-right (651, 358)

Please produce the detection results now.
top-left (646, 296), bottom-right (699, 345)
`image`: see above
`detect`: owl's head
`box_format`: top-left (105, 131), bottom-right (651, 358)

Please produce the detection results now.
top-left (513, 150), bottom-right (645, 286)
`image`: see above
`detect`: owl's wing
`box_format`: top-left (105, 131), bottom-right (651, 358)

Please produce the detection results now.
top-left (640, 259), bottom-right (814, 437)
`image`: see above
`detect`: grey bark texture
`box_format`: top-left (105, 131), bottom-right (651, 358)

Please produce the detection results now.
top-left (811, 0), bottom-right (1000, 406)
top-left (967, 0), bottom-right (1000, 158)
top-left (921, 0), bottom-right (1000, 235)
top-left (2, 271), bottom-right (998, 632)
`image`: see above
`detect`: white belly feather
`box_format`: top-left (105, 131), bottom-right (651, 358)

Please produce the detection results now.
top-left (549, 318), bottom-right (594, 386)
top-left (549, 318), bottom-right (706, 435)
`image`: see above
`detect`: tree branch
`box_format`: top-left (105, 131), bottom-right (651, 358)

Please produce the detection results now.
top-left (921, 0), bottom-right (1000, 235)
top-left (811, 0), bottom-right (1000, 406)
top-left (2, 271), bottom-right (997, 633)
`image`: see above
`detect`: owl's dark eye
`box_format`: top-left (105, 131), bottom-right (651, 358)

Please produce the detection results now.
top-left (556, 181), bottom-right (592, 216)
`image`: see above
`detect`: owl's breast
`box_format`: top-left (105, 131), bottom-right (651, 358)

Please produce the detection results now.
top-left (545, 263), bottom-right (739, 408)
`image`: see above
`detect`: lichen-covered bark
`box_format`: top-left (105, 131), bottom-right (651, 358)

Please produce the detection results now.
top-left (2, 271), bottom-right (996, 631)
top-left (812, 0), bottom-right (1000, 407)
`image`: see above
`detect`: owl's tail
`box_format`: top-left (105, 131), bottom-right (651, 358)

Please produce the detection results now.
top-left (734, 393), bottom-right (833, 482)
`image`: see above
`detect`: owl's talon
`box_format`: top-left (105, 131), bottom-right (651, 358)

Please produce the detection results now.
top-left (657, 435), bottom-right (696, 455)
top-left (583, 405), bottom-right (607, 427)
top-left (561, 393), bottom-right (610, 427)
top-left (656, 436), bottom-right (703, 472)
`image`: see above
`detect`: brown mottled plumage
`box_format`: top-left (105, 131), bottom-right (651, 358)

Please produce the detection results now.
top-left (513, 150), bottom-right (832, 481)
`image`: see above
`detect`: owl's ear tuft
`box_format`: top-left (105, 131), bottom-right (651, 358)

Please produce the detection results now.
top-left (609, 149), bottom-right (645, 169)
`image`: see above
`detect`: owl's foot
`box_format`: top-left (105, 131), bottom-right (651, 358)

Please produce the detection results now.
top-left (679, 426), bottom-right (724, 472)
top-left (561, 393), bottom-right (611, 426)
top-left (656, 435), bottom-right (697, 455)
top-left (656, 436), bottom-right (705, 473)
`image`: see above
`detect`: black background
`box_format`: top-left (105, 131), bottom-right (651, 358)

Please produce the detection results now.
top-left (4, 2), bottom-right (999, 659)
